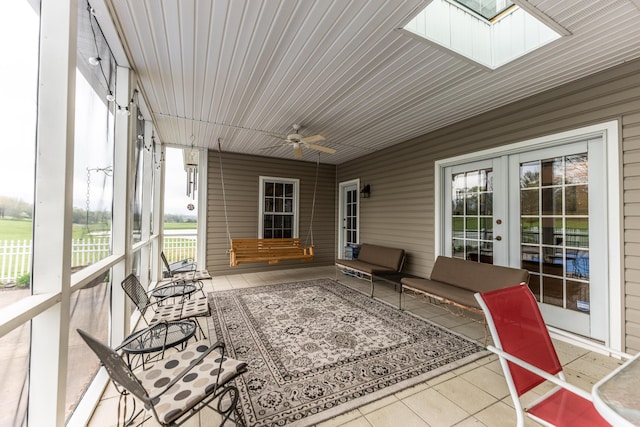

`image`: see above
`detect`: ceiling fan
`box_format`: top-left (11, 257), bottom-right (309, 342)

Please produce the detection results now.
top-left (262, 124), bottom-right (336, 159)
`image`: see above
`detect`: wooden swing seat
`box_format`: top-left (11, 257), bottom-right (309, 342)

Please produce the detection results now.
top-left (229, 238), bottom-right (314, 266)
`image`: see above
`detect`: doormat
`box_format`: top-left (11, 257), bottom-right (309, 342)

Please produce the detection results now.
top-left (208, 279), bottom-right (486, 426)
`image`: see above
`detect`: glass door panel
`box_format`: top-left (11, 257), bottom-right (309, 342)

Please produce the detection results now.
top-left (338, 180), bottom-right (359, 258)
top-left (451, 168), bottom-right (494, 263)
top-left (345, 187), bottom-right (358, 247)
top-left (445, 159), bottom-right (506, 265)
top-left (519, 153), bottom-right (590, 313)
top-left (509, 139), bottom-right (606, 340)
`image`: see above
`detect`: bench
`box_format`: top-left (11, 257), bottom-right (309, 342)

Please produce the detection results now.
top-left (400, 256), bottom-right (529, 343)
top-left (229, 238), bottom-right (314, 266)
top-left (335, 243), bottom-right (406, 297)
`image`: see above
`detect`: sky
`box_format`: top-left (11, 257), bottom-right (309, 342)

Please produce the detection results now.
top-left (164, 147), bottom-right (199, 216)
top-left (0, 1), bottom-right (38, 204)
top-left (0, 1), bottom-right (195, 217)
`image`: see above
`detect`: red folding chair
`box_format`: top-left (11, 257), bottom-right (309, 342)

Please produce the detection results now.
top-left (475, 284), bottom-right (612, 427)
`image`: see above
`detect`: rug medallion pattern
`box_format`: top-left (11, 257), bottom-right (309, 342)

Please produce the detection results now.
top-left (208, 279), bottom-right (485, 426)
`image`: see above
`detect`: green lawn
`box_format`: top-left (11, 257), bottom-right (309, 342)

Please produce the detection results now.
top-left (0, 219), bottom-right (196, 242)
top-left (0, 219), bottom-right (33, 241)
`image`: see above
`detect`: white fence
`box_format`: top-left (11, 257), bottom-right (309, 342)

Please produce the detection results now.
top-left (0, 240), bottom-right (32, 283)
top-left (162, 234), bottom-right (197, 264)
top-left (0, 236), bottom-right (196, 283)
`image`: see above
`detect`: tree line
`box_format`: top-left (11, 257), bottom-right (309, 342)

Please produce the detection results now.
top-left (0, 197), bottom-right (195, 223)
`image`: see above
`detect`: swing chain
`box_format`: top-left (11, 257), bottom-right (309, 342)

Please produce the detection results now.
top-left (217, 139), bottom-right (233, 249)
top-left (86, 168), bottom-right (92, 227)
top-left (86, 166), bottom-right (114, 228)
top-left (304, 153), bottom-right (320, 247)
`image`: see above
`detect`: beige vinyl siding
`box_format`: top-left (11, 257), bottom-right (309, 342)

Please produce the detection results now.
top-left (623, 110), bottom-right (640, 352)
top-left (337, 58), bottom-right (640, 352)
top-left (206, 151), bottom-right (336, 274)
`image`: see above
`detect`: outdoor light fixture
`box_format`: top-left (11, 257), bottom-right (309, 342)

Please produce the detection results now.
top-left (88, 56), bottom-right (101, 66)
top-left (361, 184), bottom-right (371, 198)
top-left (106, 91), bottom-right (115, 102)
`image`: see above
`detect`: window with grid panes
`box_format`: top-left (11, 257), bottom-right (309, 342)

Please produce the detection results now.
top-left (260, 177), bottom-right (299, 238)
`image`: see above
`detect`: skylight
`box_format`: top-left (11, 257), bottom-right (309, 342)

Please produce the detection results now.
top-left (402, 0), bottom-right (562, 69)
top-left (453, 0), bottom-right (514, 21)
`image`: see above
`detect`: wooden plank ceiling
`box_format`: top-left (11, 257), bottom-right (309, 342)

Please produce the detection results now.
top-left (103, 0), bottom-right (640, 164)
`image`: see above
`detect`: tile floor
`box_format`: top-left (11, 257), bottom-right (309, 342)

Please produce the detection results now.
top-left (87, 266), bottom-right (625, 427)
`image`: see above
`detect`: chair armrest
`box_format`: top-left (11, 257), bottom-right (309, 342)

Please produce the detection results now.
top-left (149, 340), bottom-right (226, 400)
top-left (487, 345), bottom-right (593, 402)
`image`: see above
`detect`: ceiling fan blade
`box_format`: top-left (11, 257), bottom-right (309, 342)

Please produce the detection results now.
top-left (306, 143), bottom-right (336, 154)
top-left (293, 146), bottom-right (303, 158)
top-left (301, 134), bottom-right (325, 143)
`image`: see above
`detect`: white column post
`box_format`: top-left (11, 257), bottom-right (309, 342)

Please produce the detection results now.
top-left (29, 0), bottom-right (77, 425)
top-left (110, 66), bottom-right (134, 346)
top-left (197, 148), bottom-right (208, 269)
top-left (155, 145), bottom-right (167, 280)
top-left (140, 120), bottom-right (153, 285)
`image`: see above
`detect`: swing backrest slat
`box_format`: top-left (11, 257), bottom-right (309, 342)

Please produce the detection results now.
top-left (229, 238), bottom-right (314, 266)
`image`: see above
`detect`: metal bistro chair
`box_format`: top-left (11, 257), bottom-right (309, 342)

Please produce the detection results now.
top-left (78, 329), bottom-right (247, 426)
top-left (475, 284), bottom-right (621, 427)
top-left (121, 274), bottom-right (209, 339)
top-left (161, 251), bottom-right (212, 288)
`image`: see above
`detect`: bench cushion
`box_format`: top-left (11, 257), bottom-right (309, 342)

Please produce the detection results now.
top-left (429, 256), bottom-right (529, 293)
top-left (335, 259), bottom-right (397, 275)
top-left (355, 243), bottom-right (405, 272)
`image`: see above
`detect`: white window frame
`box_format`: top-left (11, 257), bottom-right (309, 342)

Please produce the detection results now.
top-left (258, 176), bottom-right (300, 239)
top-left (338, 178), bottom-right (360, 258)
top-left (434, 121), bottom-right (622, 351)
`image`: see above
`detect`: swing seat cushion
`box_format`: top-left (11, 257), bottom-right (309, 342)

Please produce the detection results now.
top-left (230, 238), bottom-right (314, 266)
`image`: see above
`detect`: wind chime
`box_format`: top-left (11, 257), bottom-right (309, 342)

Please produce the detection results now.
top-left (185, 135), bottom-right (199, 205)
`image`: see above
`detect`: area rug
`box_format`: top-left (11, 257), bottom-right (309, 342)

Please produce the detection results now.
top-left (207, 279), bottom-right (486, 426)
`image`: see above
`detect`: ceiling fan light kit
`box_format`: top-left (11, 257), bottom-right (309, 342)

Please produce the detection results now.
top-left (261, 124), bottom-right (336, 159)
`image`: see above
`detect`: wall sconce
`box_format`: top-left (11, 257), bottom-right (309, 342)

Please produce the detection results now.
top-left (360, 184), bottom-right (371, 198)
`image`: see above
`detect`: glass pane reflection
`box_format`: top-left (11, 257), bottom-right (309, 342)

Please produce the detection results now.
top-left (520, 161), bottom-right (539, 188)
top-left (450, 167), bottom-right (493, 264)
top-left (542, 276), bottom-right (563, 307)
top-left (566, 185), bottom-right (588, 215)
top-left (520, 189), bottom-right (539, 215)
top-left (565, 154), bottom-right (588, 184)
top-left (520, 153), bottom-right (589, 312)
top-left (541, 157), bottom-right (563, 186)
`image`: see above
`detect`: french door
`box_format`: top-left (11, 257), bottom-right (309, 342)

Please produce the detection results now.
top-left (443, 138), bottom-right (608, 340)
top-left (338, 179), bottom-right (359, 258)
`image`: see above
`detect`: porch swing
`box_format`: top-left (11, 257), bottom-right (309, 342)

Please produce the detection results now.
top-left (216, 140), bottom-right (316, 267)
